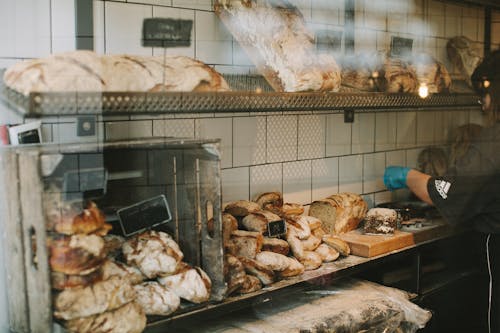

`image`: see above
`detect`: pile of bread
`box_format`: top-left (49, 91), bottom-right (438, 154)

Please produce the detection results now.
top-left (44, 194), bottom-right (212, 333)
top-left (221, 192), bottom-right (358, 297)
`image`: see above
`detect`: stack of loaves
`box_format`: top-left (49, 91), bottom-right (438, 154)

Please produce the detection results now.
top-left (44, 196), bottom-right (147, 333)
top-left (45, 191), bottom-right (212, 332)
top-left (3, 50), bottom-right (230, 95)
top-left (222, 191), bottom-right (351, 296)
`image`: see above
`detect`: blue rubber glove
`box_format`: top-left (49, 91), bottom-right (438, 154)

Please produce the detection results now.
top-left (384, 166), bottom-right (411, 191)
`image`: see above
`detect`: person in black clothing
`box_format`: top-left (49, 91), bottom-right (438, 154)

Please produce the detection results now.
top-left (384, 50), bottom-right (500, 333)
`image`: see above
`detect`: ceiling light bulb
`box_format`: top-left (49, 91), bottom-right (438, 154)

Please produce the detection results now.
top-left (483, 80), bottom-right (491, 89)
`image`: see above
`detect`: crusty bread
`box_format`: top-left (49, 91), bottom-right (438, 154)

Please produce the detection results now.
top-left (261, 237), bottom-right (289, 255)
top-left (100, 259), bottom-right (144, 285)
top-left (53, 276), bottom-right (136, 320)
top-left (64, 301), bottom-right (146, 333)
top-left (238, 256), bottom-right (275, 285)
top-left (4, 51), bottom-right (230, 95)
top-left (279, 257), bottom-right (305, 278)
top-left (299, 251), bottom-right (322, 271)
top-left (384, 57), bottom-right (418, 93)
top-left (133, 281), bottom-right (180, 316)
top-left (315, 243), bottom-right (340, 262)
top-left (255, 251), bottom-right (291, 271)
top-left (157, 265), bottom-right (212, 304)
top-left (48, 234), bottom-right (107, 275)
top-left (241, 210), bottom-right (281, 234)
top-left (447, 36), bottom-right (483, 86)
top-left (222, 213), bottom-right (239, 248)
top-left (224, 200), bottom-right (260, 217)
top-left (54, 201), bottom-right (111, 236)
top-left (216, 0), bottom-right (341, 92)
top-left (309, 193), bottom-right (367, 235)
top-left (301, 235), bottom-right (321, 251)
top-left (122, 230), bottom-right (183, 279)
top-left (322, 235), bottom-right (351, 256)
top-left (226, 230), bottom-right (264, 259)
top-left (51, 269), bottom-right (103, 290)
top-left (239, 274), bottom-right (262, 294)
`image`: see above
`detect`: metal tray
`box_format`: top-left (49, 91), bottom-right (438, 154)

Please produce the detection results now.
top-left (0, 70), bottom-right (481, 117)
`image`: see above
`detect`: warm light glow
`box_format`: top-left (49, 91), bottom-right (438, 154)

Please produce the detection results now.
top-left (255, 87), bottom-right (262, 93)
top-left (418, 83), bottom-right (429, 98)
top-left (483, 80), bottom-right (491, 89)
top-left (371, 71), bottom-right (379, 78)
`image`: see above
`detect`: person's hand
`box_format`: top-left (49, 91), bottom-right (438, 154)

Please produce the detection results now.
top-left (384, 166), bottom-right (411, 191)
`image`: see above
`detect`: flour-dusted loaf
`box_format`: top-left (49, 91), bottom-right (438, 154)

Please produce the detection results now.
top-left (315, 243), bottom-right (340, 262)
top-left (279, 257), bottom-right (305, 278)
top-left (224, 254), bottom-right (247, 295)
top-left (255, 251), bottom-right (291, 272)
top-left (241, 210), bottom-right (281, 234)
top-left (3, 50), bottom-right (230, 95)
top-left (384, 57), bottom-right (418, 93)
top-left (51, 269), bottom-right (103, 290)
top-left (224, 200), bottom-right (260, 217)
top-left (158, 264), bottom-right (212, 303)
top-left (122, 230), bottom-right (183, 279)
top-left (226, 230), bottom-right (264, 259)
top-left (308, 193), bottom-right (368, 235)
top-left (133, 281), bottom-right (180, 316)
top-left (261, 237), bottom-right (290, 255)
top-left (239, 274), bottom-right (262, 294)
top-left (363, 208), bottom-right (398, 234)
top-left (322, 235), bottom-right (351, 256)
top-left (222, 213), bottom-right (239, 248)
top-left (215, 0), bottom-right (341, 92)
top-left (100, 259), bottom-right (145, 285)
top-left (238, 256), bottom-right (275, 285)
top-left (53, 276), bottom-right (136, 320)
top-left (64, 301), bottom-right (146, 333)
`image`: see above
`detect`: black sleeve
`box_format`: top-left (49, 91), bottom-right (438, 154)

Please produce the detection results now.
top-left (427, 174), bottom-right (496, 226)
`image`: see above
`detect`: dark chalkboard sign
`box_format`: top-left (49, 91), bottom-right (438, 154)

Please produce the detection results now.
top-left (267, 219), bottom-right (287, 237)
top-left (117, 195), bottom-right (172, 236)
top-left (142, 18), bottom-right (193, 47)
top-left (390, 36), bottom-right (413, 58)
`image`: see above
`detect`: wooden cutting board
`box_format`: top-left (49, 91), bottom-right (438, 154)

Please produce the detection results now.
top-left (338, 229), bottom-right (415, 258)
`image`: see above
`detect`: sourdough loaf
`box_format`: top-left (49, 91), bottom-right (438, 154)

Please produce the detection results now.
top-left (308, 192), bottom-right (368, 235)
top-left (216, 0), bottom-right (341, 92)
top-left (4, 51), bottom-right (230, 95)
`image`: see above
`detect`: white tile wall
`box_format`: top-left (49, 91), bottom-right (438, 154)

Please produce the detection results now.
top-left (233, 116), bottom-right (266, 167)
top-left (250, 163), bottom-right (282, 200)
top-left (326, 113), bottom-right (351, 157)
top-left (416, 111), bottom-right (435, 146)
top-left (153, 6), bottom-right (195, 57)
top-left (298, 115), bottom-right (325, 160)
top-left (338, 154), bottom-right (363, 193)
top-left (396, 112), bottom-right (417, 149)
top-left (352, 113), bottom-right (375, 154)
top-left (312, 157), bottom-right (339, 200)
top-left (195, 11), bottom-right (232, 64)
top-left (267, 115), bottom-right (298, 163)
top-left (172, 0), bottom-right (213, 11)
top-left (195, 117), bottom-right (232, 168)
top-left (375, 112), bottom-right (397, 151)
top-left (221, 167), bottom-right (249, 203)
top-left (51, 0), bottom-right (76, 53)
top-left (283, 160), bottom-right (312, 204)
top-left (105, 2), bottom-right (153, 55)
top-left (153, 118), bottom-right (195, 138)
top-left (363, 152), bottom-right (385, 193)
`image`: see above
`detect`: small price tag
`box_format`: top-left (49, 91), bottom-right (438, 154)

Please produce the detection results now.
top-left (142, 18), bottom-right (193, 47)
top-left (117, 195), bottom-right (172, 237)
top-left (267, 220), bottom-right (287, 237)
top-left (390, 36), bottom-right (413, 58)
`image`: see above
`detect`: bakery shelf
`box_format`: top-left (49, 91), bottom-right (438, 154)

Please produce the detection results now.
top-left (1, 71), bottom-right (481, 117)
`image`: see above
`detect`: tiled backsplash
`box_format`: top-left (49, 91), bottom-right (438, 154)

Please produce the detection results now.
top-left (0, 0), bottom-right (493, 207)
